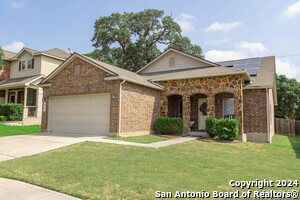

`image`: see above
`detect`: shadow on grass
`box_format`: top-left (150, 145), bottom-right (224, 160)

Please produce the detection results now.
top-left (288, 136), bottom-right (300, 159)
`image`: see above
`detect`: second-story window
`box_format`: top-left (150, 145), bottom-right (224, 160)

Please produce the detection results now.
top-left (27, 59), bottom-right (32, 69)
top-left (27, 59), bottom-right (33, 69)
top-left (21, 61), bottom-right (26, 70)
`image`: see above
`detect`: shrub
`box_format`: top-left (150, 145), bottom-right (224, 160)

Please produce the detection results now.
top-left (205, 118), bottom-right (217, 137)
top-left (205, 118), bottom-right (239, 140)
top-left (0, 116), bottom-right (7, 121)
top-left (155, 117), bottom-right (183, 135)
top-left (0, 103), bottom-right (23, 121)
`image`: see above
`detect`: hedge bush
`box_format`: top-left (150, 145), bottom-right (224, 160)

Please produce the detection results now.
top-left (0, 116), bottom-right (7, 121)
top-left (205, 118), bottom-right (217, 137)
top-left (205, 118), bottom-right (239, 140)
top-left (155, 117), bottom-right (183, 135)
top-left (0, 103), bottom-right (24, 121)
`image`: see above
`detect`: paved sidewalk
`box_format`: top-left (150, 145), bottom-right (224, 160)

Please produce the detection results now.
top-left (0, 178), bottom-right (80, 200)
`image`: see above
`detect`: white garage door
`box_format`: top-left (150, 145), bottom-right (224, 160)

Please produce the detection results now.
top-left (49, 94), bottom-right (110, 135)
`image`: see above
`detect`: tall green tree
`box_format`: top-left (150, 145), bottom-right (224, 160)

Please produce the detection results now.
top-left (0, 47), bottom-right (4, 70)
top-left (87, 9), bottom-right (203, 71)
top-left (275, 74), bottom-right (300, 120)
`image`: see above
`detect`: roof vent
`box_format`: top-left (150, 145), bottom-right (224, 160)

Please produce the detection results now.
top-left (169, 57), bottom-right (175, 66)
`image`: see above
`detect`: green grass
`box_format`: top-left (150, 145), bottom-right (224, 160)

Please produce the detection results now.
top-left (0, 125), bottom-right (41, 137)
top-left (0, 135), bottom-right (298, 200)
top-left (104, 135), bottom-right (176, 144)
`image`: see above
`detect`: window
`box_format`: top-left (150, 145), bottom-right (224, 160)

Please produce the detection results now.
top-left (27, 59), bottom-right (33, 69)
top-left (27, 90), bottom-right (36, 106)
top-left (21, 61), bottom-right (26, 70)
top-left (223, 98), bottom-right (234, 119)
top-left (74, 65), bottom-right (81, 76)
top-left (169, 57), bottom-right (175, 66)
top-left (179, 100), bottom-right (183, 118)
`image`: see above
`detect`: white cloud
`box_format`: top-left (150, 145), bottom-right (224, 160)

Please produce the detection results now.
top-left (205, 50), bottom-right (246, 62)
top-left (281, 0), bottom-right (300, 18)
top-left (9, 0), bottom-right (25, 8)
top-left (205, 21), bottom-right (241, 32)
top-left (175, 13), bottom-right (196, 34)
top-left (234, 41), bottom-right (268, 53)
top-left (276, 59), bottom-right (300, 81)
top-left (205, 38), bottom-right (228, 46)
top-left (2, 41), bottom-right (25, 52)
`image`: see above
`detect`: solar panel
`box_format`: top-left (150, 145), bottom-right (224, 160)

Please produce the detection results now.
top-left (217, 57), bottom-right (262, 76)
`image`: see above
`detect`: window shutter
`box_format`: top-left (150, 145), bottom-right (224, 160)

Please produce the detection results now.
top-left (19, 61), bottom-right (21, 71)
top-left (32, 58), bottom-right (35, 69)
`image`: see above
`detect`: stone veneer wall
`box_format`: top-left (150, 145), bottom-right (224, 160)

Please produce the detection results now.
top-left (158, 74), bottom-right (244, 139)
top-left (41, 57), bottom-right (120, 134)
top-left (120, 82), bottom-right (161, 136)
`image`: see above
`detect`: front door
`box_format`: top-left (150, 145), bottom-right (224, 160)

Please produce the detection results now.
top-left (198, 98), bottom-right (207, 130)
top-left (9, 94), bottom-right (15, 103)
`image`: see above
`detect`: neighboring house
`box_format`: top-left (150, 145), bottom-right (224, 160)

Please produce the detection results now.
top-left (39, 48), bottom-right (277, 143)
top-left (0, 48), bottom-right (70, 125)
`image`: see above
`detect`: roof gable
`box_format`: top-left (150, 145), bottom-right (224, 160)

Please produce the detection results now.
top-left (137, 48), bottom-right (219, 74)
top-left (11, 47), bottom-right (70, 61)
top-left (42, 53), bottom-right (163, 90)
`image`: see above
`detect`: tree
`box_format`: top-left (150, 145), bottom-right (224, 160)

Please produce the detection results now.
top-left (87, 9), bottom-right (203, 71)
top-left (0, 47), bottom-right (4, 70)
top-left (275, 74), bottom-right (300, 120)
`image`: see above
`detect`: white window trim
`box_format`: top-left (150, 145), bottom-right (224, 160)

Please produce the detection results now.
top-left (27, 59), bottom-right (33, 70)
top-left (223, 98), bottom-right (234, 118)
top-left (21, 61), bottom-right (26, 71)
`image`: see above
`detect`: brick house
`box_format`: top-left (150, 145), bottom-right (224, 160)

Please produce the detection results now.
top-left (40, 48), bottom-right (277, 143)
top-left (0, 48), bottom-right (70, 125)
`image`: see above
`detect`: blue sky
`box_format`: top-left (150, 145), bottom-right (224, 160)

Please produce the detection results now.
top-left (1, 0), bottom-right (300, 80)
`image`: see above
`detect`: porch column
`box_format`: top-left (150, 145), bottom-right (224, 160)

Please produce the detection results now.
top-left (5, 89), bottom-right (8, 104)
top-left (207, 93), bottom-right (215, 118)
top-left (234, 88), bottom-right (245, 141)
top-left (182, 94), bottom-right (190, 135)
top-left (14, 91), bottom-right (18, 103)
top-left (23, 87), bottom-right (28, 119)
top-left (160, 94), bottom-right (168, 117)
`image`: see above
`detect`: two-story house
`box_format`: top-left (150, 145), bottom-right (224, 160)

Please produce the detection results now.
top-left (0, 48), bottom-right (70, 125)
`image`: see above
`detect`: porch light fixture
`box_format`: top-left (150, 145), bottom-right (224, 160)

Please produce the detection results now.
top-left (112, 94), bottom-right (116, 99)
top-left (42, 97), bottom-right (46, 102)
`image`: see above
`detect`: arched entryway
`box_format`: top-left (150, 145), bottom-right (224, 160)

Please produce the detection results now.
top-left (167, 95), bottom-right (183, 118)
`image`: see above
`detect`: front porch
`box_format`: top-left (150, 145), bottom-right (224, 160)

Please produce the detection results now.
top-left (159, 75), bottom-right (245, 140)
top-left (0, 75), bottom-right (44, 125)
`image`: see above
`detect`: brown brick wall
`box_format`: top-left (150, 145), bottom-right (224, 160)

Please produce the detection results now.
top-left (41, 57), bottom-right (120, 133)
top-left (0, 60), bottom-right (11, 82)
top-left (243, 89), bottom-right (267, 133)
top-left (121, 82), bottom-right (161, 135)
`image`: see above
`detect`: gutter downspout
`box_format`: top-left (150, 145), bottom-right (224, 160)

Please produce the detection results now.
top-left (266, 88), bottom-right (270, 143)
top-left (118, 80), bottom-right (126, 137)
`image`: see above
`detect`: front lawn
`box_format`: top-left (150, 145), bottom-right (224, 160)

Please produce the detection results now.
top-left (104, 135), bottom-right (176, 143)
top-left (0, 135), bottom-right (298, 200)
top-left (0, 125), bottom-right (41, 137)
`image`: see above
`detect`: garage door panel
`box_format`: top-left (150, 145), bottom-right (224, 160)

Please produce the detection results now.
top-left (49, 94), bottom-right (110, 135)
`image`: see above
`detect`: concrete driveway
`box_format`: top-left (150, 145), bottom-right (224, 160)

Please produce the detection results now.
top-left (0, 132), bottom-right (105, 162)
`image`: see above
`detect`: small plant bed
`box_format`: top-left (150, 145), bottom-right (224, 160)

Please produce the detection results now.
top-left (104, 135), bottom-right (176, 144)
top-left (0, 125), bottom-right (41, 137)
